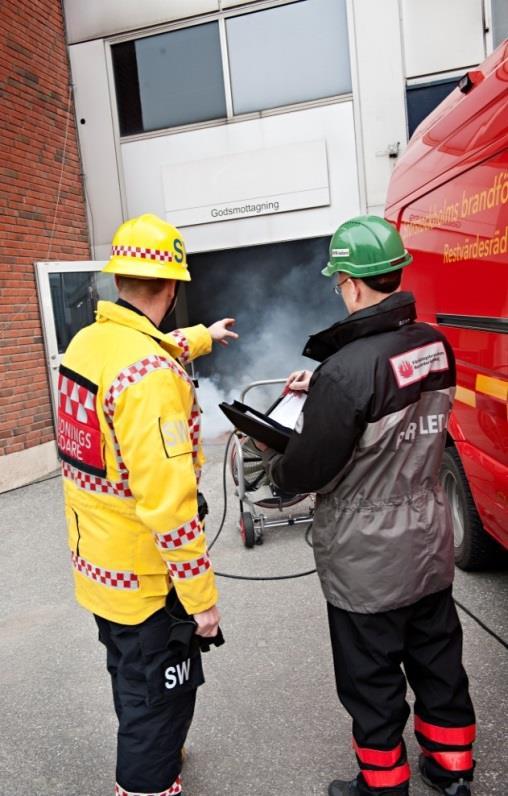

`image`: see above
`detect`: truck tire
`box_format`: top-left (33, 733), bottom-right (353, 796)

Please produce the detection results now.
top-left (440, 446), bottom-right (497, 571)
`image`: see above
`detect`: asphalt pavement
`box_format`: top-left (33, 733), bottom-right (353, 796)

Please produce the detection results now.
top-left (0, 441), bottom-right (507, 796)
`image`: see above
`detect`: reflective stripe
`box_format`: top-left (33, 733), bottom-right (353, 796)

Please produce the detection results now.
top-left (362, 762), bottom-right (411, 788)
top-left (62, 461), bottom-right (132, 499)
top-left (111, 244), bottom-right (174, 263)
top-left (103, 355), bottom-right (201, 467)
top-left (353, 739), bottom-right (402, 767)
top-left (104, 356), bottom-right (182, 412)
top-left (167, 554), bottom-right (211, 580)
top-left (71, 552), bottom-right (139, 590)
top-left (422, 749), bottom-right (474, 771)
top-left (114, 774), bottom-right (182, 795)
top-left (188, 408), bottom-right (201, 458)
top-left (156, 516), bottom-right (202, 550)
top-left (171, 329), bottom-right (191, 365)
top-left (415, 716), bottom-right (476, 745)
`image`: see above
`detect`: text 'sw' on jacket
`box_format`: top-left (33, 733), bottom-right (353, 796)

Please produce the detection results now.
top-left (57, 300), bottom-right (217, 624)
top-left (264, 292), bottom-right (456, 614)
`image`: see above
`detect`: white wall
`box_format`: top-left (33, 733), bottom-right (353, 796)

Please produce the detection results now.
top-left (69, 41), bottom-right (124, 259)
top-left (64, 0), bottom-right (219, 44)
top-left (121, 102), bottom-right (360, 252)
top-left (401, 0), bottom-right (485, 77)
top-left (350, 0), bottom-right (407, 214)
top-left (66, 0), bottom-right (491, 254)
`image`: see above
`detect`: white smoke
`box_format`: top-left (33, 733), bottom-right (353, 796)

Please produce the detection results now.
top-left (197, 377), bottom-right (235, 439)
top-left (189, 238), bottom-right (346, 439)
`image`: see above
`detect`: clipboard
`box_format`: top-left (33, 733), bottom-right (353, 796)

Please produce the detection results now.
top-left (219, 400), bottom-right (291, 453)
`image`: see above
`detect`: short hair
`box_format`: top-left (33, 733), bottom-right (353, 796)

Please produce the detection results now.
top-left (361, 270), bottom-right (402, 294)
top-left (116, 276), bottom-right (170, 297)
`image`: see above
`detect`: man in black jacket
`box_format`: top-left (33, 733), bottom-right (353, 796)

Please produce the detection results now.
top-left (262, 216), bottom-right (476, 796)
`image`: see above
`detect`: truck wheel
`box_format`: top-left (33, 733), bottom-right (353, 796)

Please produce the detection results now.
top-left (440, 447), bottom-right (496, 571)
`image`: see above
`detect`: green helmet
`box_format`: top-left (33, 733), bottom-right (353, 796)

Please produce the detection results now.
top-left (322, 215), bottom-right (412, 278)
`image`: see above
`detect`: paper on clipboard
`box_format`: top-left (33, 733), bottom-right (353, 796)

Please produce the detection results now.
top-left (267, 391), bottom-right (307, 430)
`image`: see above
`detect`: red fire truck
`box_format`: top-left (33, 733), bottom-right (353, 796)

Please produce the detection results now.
top-left (385, 41), bottom-right (508, 570)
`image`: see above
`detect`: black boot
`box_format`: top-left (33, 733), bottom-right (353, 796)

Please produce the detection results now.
top-left (329, 776), bottom-right (408, 796)
top-left (328, 778), bottom-right (363, 796)
top-left (419, 754), bottom-right (472, 795)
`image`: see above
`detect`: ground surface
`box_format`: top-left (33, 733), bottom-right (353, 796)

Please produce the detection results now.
top-left (1, 442), bottom-right (507, 795)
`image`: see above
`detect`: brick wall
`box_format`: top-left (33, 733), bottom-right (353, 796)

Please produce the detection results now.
top-left (0, 0), bottom-right (89, 457)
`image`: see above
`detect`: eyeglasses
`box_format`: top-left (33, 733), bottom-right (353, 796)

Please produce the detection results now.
top-left (333, 277), bottom-right (351, 296)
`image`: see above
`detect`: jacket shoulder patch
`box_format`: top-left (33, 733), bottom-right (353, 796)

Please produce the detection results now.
top-left (389, 341), bottom-right (448, 388)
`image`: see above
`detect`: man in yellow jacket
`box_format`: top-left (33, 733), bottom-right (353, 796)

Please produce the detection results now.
top-left (58, 214), bottom-right (238, 796)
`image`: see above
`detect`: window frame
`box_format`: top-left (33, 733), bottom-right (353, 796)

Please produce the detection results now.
top-left (105, 0), bottom-right (353, 142)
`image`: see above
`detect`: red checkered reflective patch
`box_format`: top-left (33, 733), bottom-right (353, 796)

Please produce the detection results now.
top-left (171, 329), bottom-right (191, 365)
top-left (112, 244), bottom-right (174, 263)
top-left (71, 552), bottom-right (139, 590)
top-left (167, 555), bottom-right (211, 580)
top-left (156, 515), bottom-right (202, 550)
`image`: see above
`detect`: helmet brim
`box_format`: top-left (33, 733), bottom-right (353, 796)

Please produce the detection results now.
top-left (322, 252), bottom-right (412, 278)
top-left (102, 257), bottom-right (191, 281)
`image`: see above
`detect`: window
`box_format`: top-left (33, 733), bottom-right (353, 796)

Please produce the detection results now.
top-left (492, 0), bottom-right (508, 48)
top-left (406, 78), bottom-right (458, 138)
top-left (226, 0), bottom-right (351, 114)
top-left (112, 22), bottom-right (227, 136)
top-left (111, 0), bottom-right (352, 137)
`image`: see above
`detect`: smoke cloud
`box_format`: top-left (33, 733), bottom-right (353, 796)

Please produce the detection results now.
top-left (186, 236), bottom-right (345, 439)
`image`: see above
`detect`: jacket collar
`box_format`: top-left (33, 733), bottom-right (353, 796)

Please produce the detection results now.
top-left (95, 300), bottom-right (183, 358)
top-left (303, 291), bottom-right (417, 362)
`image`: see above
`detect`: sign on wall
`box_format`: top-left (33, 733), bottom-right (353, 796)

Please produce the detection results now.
top-left (162, 140), bottom-right (330, 227)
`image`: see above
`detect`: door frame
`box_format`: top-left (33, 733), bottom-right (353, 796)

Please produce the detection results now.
top-left (35, 260), bottom-right (106, 421)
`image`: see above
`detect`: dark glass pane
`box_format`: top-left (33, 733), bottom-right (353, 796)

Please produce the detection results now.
top-left (49, 272), bottom-right (116, 353)
top-left (112, 41), bottom-right (143, 136)
top-left (406, 79), bottom-right (458, 138)
top-left (227, 0), bottom-right (351, 115)
top-left (112, 23), bottom-right (227, 135)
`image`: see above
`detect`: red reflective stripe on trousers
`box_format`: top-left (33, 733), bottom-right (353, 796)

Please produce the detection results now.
top-left (353, 739), bottom-right (402, 767)
top-left (423, 749), bottom-right (474, 771)
top-left (362, 762), bottom-right (411, 788)
top-left (414, 716), bottom-right (476, 745)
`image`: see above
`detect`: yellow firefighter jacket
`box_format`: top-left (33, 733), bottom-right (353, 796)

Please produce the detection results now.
top-left (57, 300), bottom-right (217, 624)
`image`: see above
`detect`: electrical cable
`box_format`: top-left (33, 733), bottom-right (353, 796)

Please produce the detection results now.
top-left (208, 432), bottom-right (317, 581)
top-left (207, 435), bottom-right (508, 645)
top-left (455, 598), bottom-right (508, 650)
top-left (6, 440), bottom-right (506, 646)
top-left (207, 432), bottom-right (234, 552)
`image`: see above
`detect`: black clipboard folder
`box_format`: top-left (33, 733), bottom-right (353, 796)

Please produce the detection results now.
top-left (219, 400), bottom-right (291, 453)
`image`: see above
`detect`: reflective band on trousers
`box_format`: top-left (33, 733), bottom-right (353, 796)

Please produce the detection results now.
top-left (422, 749), bottom-right (474, 771)
top-left (353, 739), bottom-right (403, 767)
top-left (114, 774), bottom-right (182, 795)
top-left (155, 515), bottom-right (201, 550)
top-left (71, 552), bottom-right (140, 590)
top-left (415, 716), bottom-right (476, 745)
top-left (362, 762), bottom-right (411, 788)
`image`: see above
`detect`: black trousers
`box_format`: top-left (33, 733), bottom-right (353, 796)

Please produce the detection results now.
top-left (95, 601), bottom-right (204, 795)
top-left (327, 587), bottom-right (476, 794)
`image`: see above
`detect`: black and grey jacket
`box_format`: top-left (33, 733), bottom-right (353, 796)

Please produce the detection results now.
top-left (264, 292), bottom-right (456, 613)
